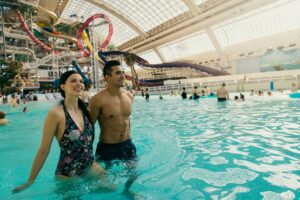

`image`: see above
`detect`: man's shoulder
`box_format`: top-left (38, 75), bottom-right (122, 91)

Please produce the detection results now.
top-left (90, 89), bottom-right (109, 105)
top-left (122, 89), bottom-right (134, 99)
top-left (92, 89), bottom-right (108, 98)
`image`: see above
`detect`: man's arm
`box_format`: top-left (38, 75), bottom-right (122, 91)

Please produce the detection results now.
top-left (131, 89), bottom-right (138, 97)
top-left (89, 95), bottom-right (101, 125)
top-left (125, 90), bottom-right (134, 102)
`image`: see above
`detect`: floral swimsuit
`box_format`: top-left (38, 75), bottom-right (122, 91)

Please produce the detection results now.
top-left (55, 102), bottom-right (94, 176)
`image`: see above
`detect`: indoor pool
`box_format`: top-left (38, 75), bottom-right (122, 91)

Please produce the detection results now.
top-left (1, 96), bottom-right (300, 200)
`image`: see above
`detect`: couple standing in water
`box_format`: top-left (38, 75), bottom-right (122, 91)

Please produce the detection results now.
top-left (13, 60), bottom-right (137, 193)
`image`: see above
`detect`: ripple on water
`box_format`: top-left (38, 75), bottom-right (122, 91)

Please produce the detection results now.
top-left (261, 190), bottom-right (295, 200)
top-left (209, 157), bottom-right (229, 165)
top-left (2, 97), bottom-right (300, 199)
top-left (182, 167), bottom-right (258, 187)
top-left (264, 173), bottom-right (300, 190)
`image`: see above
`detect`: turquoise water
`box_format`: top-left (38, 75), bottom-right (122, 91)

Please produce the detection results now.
top-left (1, 97), bottom-right (300, 199)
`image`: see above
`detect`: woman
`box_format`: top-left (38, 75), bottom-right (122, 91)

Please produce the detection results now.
top-left (13, 71), bottom-right (106, 193)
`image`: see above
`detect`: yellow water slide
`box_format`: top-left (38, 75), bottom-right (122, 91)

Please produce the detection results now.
top-left (82, 30), bottom-right (104, 64)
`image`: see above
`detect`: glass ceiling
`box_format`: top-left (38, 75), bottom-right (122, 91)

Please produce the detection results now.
top-left (138, 50), bottom-right (162, 64)
top-left (100, 0), bottom-right (189, 32)
top-left (212, 0), bottom-right (300, 48)
top-left (159, 31), bottom-right (215, 61)
top-left (59, 0), bottom-right (300, 60)
top-left (61, 0), bottom-right (139, 46)
top-left (192, 0), bottom-right (208, 6)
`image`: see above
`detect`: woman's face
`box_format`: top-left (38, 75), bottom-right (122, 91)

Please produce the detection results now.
top-left (61, 74), bottom-right (84, 97)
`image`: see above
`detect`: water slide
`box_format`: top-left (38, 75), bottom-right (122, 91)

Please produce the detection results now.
top-left (77, 13), bottom-right (113, 57)
top-left (16, 9), bottom-right (52, 51)
top-left (71, 60), bottom-right (91, 84)
top-left (124, 74), bottom-right (163, 87)
top-left (19, 0), bottom-right (57, 24)
top-left (81, 30), bottom-right (104, 64)
top-left (99, 51), bottom-right (229, 76)
top-left (18, 0), bottom-right (79, 50)
top-left (32, 24), bottom-right (79, 48)
top-left (289, 93), bottom-right (300, 98)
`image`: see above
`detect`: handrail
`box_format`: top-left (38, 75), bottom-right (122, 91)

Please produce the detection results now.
top-left (144, 69), bottom-right (300, 93)
top-left (28, 51), bottom-right (83, 68)
top-left (4, 27), bottom-right (28, 36)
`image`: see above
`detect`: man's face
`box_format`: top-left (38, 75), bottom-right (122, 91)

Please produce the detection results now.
top-left (106, 65), bottom-right (125, 87)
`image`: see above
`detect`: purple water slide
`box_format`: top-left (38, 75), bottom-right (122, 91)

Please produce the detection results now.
top-left (101, 51), bottom-right (229, 76)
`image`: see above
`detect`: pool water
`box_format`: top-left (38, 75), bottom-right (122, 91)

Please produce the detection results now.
top-left (1, 97), bottom-right (300, 199)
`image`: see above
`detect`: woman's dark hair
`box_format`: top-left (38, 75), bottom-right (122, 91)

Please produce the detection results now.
top-left (59, 71), bottom-right (93, 124)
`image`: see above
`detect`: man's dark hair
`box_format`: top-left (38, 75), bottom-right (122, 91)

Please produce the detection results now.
top-left (103, 60), bottom-right (121, 77)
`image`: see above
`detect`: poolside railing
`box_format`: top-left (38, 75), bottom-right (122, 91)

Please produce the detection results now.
top-left (147, 69), bottom-right (300, 94)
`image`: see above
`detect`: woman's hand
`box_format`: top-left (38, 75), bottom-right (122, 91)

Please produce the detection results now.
top-left (12, 181), bottom-right (32, 193)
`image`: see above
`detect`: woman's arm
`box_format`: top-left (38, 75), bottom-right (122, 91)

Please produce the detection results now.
top-left (12, 108), bottom-right (59, 193)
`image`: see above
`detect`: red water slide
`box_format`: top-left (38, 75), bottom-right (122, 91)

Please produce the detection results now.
top-left (16, 9), bottom-right (52, 52)
top-left (77, 13), bottom-right (113, 57)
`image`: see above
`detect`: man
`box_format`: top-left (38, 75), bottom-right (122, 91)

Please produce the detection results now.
top-left (192, 86), bottom-right (200, 100)
top-left (216, 83), bottom-right (229, 102)
top-left (145, 88), bottom-right (149, 100)
top-left (89, 60), bottom-right (137, 190)
top-left (181, 87), bottom-right (187, 99)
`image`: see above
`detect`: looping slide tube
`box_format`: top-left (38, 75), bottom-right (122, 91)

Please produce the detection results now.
top-left (100, 51), bottom-right (229, 76)
top-left (97, 51), bottom-right (107, 63)
top-left (82, 30), bottom-right (105, 64)
top-left (72, 60), bottom-right (91, 84)
top-left (289, 93), bottom-right (300, 98)
top-left (77, 13), bottom-right (113, 57)
top-left (16, 9), bottom-right (52, 52)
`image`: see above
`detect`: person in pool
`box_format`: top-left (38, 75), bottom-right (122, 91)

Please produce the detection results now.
top-left (145, 88), bottom-right (150, 100)
top-left (89, 60), bottom-right (138, 191)
top-left (181, 87), bottom-right (187, 99)
top-left (216, 83), bottom-right (229, 102)
top-left (0, 111), bottom-right (9, 125)
top-left (23, 107), bottom-right (29, 113)
top-left (12, 71), bottom-right (106, 193)
top-left (10, 94), bottom-right (17, 107)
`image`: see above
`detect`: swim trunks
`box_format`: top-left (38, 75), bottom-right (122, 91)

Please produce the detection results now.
top-left (96, 139), bottom-right (137, 162)
top-left (218, 97), bottom-right (227, 102)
